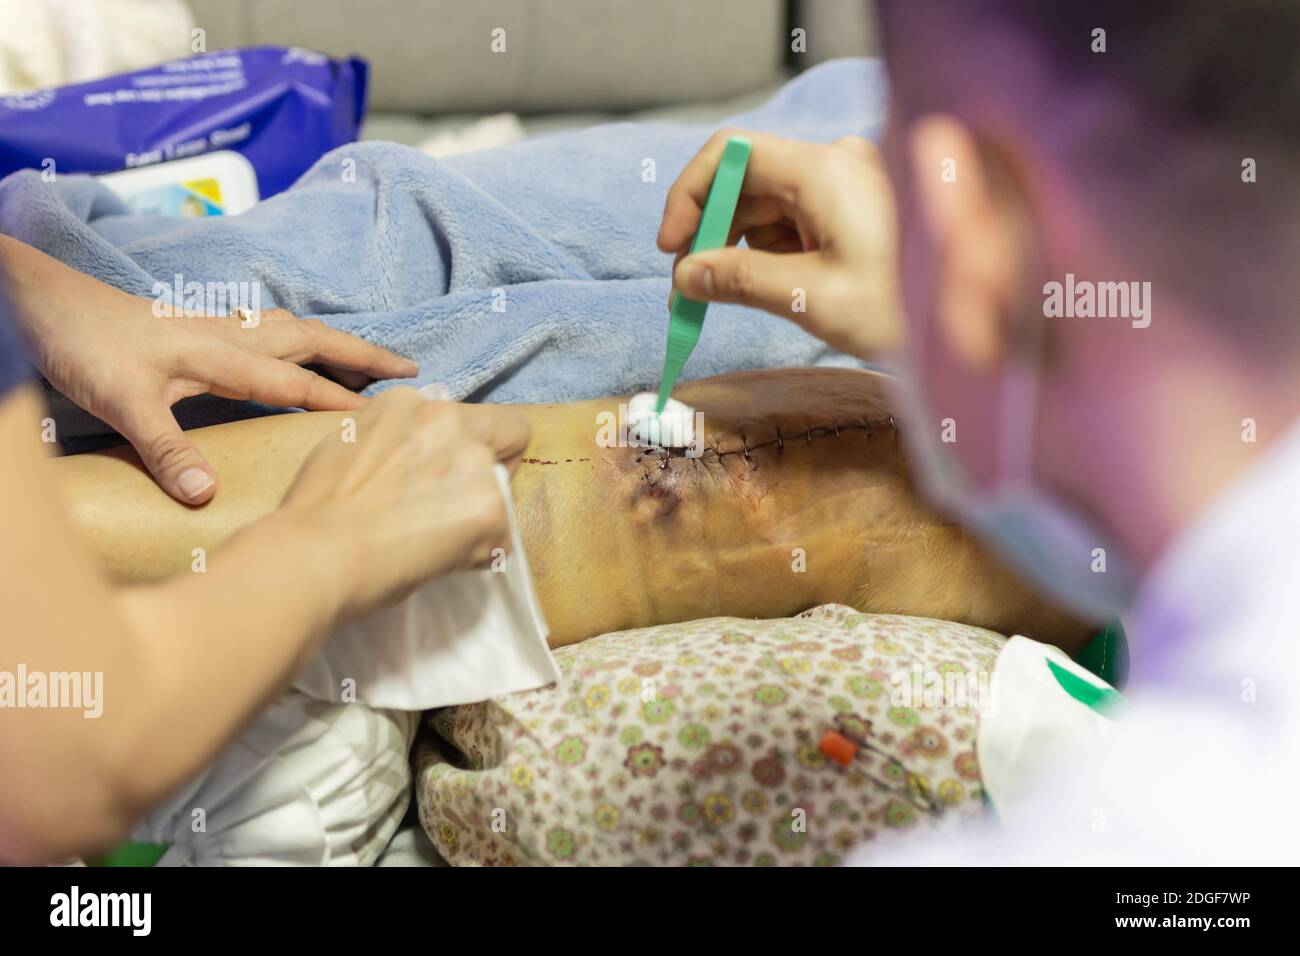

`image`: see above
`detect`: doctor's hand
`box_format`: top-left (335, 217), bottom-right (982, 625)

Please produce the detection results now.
top-left (0, 236), bottom-right (417, 506)
top-left (658, 130), bottom-right (903, 359)
top-left (282, 388), bottom-right (532, 619)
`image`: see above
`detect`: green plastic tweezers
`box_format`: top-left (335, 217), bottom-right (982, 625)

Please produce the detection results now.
top-left (656, 135), bottom-right (752, 412)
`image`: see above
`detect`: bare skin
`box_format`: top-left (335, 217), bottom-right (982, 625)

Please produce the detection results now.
top-left (0, 237), bottom-right (533, 863)
top-left (57, 367), bottom-right (1093, 653)
top-left (2, 384), bottom-right (526, 864)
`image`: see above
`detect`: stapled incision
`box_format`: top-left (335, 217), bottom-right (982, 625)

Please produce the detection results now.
top-left (626, 414), bottom-right (899, 517)
top-left (638, 414), bottom-right (898, 464)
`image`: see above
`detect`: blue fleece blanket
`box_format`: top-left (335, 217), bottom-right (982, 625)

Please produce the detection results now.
top-left (0, 60), bottom-right (885, 425)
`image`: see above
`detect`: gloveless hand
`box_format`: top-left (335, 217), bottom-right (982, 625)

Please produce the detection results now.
top-left (282, 388), bottom-right (532, 619)
top-left (659, 129), bottom-right (904, 359)
top-left (0, 236), bottom-right (416, 504)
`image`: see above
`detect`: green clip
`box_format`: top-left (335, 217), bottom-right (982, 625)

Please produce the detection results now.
top-left (85, 841), bottom-right (170, 867)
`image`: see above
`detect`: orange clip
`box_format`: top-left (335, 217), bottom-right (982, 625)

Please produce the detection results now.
top-left (819, 729), bottom-right (858, 767)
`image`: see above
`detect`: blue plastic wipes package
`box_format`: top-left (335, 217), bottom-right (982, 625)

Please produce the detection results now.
top-left (0, 47), bottom-right (368, 199)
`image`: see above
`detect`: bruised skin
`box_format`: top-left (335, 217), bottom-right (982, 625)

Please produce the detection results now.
top-left (513, 368), bottom-right (1093, 650)
top-left (55, 368), bottom-right (1093, 653)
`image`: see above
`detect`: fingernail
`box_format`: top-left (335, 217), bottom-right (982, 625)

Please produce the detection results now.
top-left (178, 467), bottom-right (214, 501)
top-left (678, 260), bottom-right (714, 298)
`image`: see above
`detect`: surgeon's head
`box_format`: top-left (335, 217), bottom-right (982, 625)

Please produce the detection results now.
top-left (872, 0), bottom-right (1300, 619)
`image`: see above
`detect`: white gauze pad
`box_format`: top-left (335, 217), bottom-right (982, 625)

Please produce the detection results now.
top-left (627, 392), bottom-right (696, 448)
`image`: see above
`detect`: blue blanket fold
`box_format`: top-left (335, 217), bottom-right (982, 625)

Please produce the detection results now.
top-left (0, 59), bottom-right (885, 427)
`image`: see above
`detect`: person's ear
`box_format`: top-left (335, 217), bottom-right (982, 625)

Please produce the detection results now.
top-left (907, 115), bottom-right (1023, 372)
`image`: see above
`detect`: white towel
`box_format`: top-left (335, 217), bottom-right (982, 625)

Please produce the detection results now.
top-left (292, 384), bottom-right (561, 710)
top-left (976, 635), bottom-right (1118, 825)
top-left (134, 693), bottom-right (417, 866)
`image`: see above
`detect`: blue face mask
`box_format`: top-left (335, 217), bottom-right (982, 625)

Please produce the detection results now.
top-left (892, 340), bottom-right (1139, 624)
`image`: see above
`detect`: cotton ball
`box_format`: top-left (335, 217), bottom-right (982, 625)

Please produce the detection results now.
top-left (627, 392), bottom-right (696, 448)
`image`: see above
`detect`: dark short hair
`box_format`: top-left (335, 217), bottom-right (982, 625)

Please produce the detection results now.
top-left (874, 0), bottom-right (1300, 343)
top-left (875, 0), bottom-right (1300, 149)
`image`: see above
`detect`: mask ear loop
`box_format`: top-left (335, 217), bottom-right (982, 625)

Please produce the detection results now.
top-left (996, 275), bottom-right (1051, 489)
top-left (970, 127), bottom-right (1052, 489)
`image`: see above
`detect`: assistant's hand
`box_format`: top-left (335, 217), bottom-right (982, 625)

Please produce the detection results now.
top-left (282, 388), bottom-right (532, 619)
top-left (0, 235), bottom-right (417, 505)
top-left (658, 130), bottom-right (903, 359)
